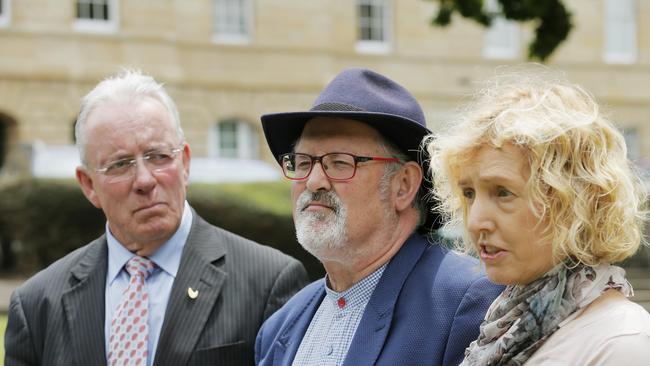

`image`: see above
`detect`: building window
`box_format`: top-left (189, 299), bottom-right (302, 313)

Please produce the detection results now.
top-left (77, 0), bottom-right (109, 21)
top-left (356, 0), bottom-right (390, 54)
top-left (209, 119), bottom-right (259, 159)
top-left (217, 121), bottom-right (238, 158)
top-left (0, 0), bottom-right (11, 28)
top-left (604, 0), bottom-right (636, 64)
top-left (483, 0), bottom-right (520, 59)
top-left (74, 0), bottom-right (118, 33)
top-left (213, 0), bottom-right (252, 44)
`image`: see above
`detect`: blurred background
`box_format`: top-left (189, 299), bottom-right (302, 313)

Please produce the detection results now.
top-left (1, 0), bottom-right (649, 360)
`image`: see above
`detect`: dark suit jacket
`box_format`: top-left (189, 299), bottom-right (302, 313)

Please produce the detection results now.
top-left (5, 212), bottom-right (309, 366)
top-left (255, 233), bottom-right (503, 366)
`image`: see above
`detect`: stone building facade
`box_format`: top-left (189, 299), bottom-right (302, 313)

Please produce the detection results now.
top-left (0, 0), bottom-right (647, 179)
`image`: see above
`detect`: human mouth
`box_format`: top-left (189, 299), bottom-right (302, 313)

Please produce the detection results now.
top-left (134, 202), bottom-right (165, 213)
top-left (296, 190), bottom-right (342, 216)
top-left (479, 243), bottom-right (507, 261)
top-left (302, 202), bottom-right (334, 212)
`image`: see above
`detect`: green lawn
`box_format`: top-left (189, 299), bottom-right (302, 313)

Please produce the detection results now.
top-left (0, 313), bottom-right (6, 365)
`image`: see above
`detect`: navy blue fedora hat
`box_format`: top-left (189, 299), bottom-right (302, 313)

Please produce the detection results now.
top-left (261, 68), bottom-right (431, 165)
top-left (261, 68), bottom-right (441, 231)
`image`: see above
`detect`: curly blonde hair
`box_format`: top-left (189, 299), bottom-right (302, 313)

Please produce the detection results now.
top-left (427, 66), bottom-right (647, 265)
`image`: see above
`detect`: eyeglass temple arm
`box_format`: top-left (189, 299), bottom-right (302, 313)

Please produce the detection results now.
top-left (355, 156), bottom-right (400, 163)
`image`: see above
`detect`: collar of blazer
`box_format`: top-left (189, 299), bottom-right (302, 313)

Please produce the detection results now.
top-left (275, 233), bottom-right (428, 365)
top-left (63, 209), bottom-right (229, 366)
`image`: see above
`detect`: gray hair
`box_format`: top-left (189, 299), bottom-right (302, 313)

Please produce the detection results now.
top-left (75, 69), bottom-right (184, 165)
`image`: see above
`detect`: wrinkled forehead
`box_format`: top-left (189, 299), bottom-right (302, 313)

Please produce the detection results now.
top-left (88, 96), bottom-right (173, 130)
top-left (84, 97), bottom-right (180, 159)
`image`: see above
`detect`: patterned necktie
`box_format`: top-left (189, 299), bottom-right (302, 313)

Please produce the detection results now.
top-left (108, 256), bottom-right (154, 366)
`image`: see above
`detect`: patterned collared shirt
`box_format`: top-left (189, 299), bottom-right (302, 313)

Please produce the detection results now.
top-left (105, 201), bottom-right (193, 366)
top-left (292, 264), bottom-right (387, 366)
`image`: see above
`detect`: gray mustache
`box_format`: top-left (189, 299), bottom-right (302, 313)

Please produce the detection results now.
top-left (297, 191), bottom-right (341, 214)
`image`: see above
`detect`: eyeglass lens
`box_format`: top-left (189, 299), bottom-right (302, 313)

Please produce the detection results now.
top-left (282, 153), bottom-right (357, 180)
top-left (100, 148), bottom-right (181, 182)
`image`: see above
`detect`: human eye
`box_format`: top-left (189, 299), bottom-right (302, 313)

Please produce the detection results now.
top-left (329, 154), bottom-right (354, 169)
top-left (145, 151), bottom-right (172, 164)
top-left (294, 155), bottom-right (312, 171)
top-left (496, 186), bottom-right (514, 198)
top-left (461, 187), bottom-right (475, 200)
top-left (104, 158), bottom-right (133, 174)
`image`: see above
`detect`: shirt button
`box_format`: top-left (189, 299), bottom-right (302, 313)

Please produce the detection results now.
top-left (325, 345), bottom-right (333, 355)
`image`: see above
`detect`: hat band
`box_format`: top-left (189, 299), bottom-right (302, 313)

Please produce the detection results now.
top-left (310, 102), bottom-right (365, 112)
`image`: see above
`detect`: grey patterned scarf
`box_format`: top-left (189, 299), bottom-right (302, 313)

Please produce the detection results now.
top-left (460, 263), bottom-right (632, 366)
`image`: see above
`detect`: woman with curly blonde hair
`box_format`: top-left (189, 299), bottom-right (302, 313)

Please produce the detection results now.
top-left (427, 67), bottom-right (650, 365)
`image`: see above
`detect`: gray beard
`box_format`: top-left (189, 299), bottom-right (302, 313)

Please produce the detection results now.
top-left (293, 172), bottom-right (399, 264)
top-left (294, 190), bottom-right (349, 262)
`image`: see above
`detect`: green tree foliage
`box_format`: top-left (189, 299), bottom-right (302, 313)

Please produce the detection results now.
top-left (430, 0), bottom-right (572, 61)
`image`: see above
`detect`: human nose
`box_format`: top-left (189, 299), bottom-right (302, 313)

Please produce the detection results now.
top-left (305, 160), bottom-right (332, 192)
top-left (132, 158), bottom-right (156, 191)
top-left (466, 196), bottom-right (495, 237)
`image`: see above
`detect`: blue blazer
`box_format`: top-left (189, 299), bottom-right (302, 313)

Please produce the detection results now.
top-left (255, 233), bottom-right (503, 366)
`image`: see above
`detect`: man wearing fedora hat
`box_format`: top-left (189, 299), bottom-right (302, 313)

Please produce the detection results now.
top-left (255, 68), bottom-right (502, 366)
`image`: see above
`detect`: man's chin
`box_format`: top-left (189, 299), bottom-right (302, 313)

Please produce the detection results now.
top-left (134, 213), bottom-right (179, 231)
top-left (129, 220), bottom-right (177, 245)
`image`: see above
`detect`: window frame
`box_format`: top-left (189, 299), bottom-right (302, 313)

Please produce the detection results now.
top-left (355, 0), bottom-right (391, 54)
top-left (603, 0), bottom-right (637, 64)
top-left (216, 120), bottom-right (239, 158)
top-left (209, 119), bottom-right (259, 159)
top-left (0, 0), bottom-right (11, 28)
top-left (212, 0), bottom-right (253, 45)
top-left (73, 0), bottom-right (119, 34)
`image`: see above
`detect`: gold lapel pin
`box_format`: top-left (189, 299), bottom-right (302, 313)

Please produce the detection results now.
top-left (187, 287), bottom-right (199, 299)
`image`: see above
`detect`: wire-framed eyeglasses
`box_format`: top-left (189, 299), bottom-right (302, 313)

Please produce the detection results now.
top-left (95, 146), bottom-right (184, 183)
top-left (280, 152), bottom-right (401, 181)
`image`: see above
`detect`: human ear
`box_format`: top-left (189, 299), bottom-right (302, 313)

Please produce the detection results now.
top-left (393, 162), bottom-right (422, 212)
top-left (76, 166), bottom-right (102, 209)
top-left (181, 143), bottom-right (191, 186)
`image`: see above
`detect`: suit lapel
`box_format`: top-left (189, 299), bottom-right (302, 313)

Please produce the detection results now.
top-left (274, 282), bottom-right (326, 365)
top-left (61, 237), bottom-right (109, 366)
top-left (343, 235), bottom-right (426, 365)
top-left (153, 214), bottom-right (227, 366)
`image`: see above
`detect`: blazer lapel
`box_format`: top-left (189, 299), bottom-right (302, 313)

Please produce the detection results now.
top-left (153, 214), bottom-right (227, 366)
top-left (274, 282), bottom-right (326, 365)
top-left (343, 235), bottom-right (426, 365)
top-left (61, 237), bottom-right (109, 366)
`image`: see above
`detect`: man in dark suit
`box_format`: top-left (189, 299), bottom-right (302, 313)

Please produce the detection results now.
top-left (255, 68), bottom-right (503, 365)
top-left (5, 70), bottom-right (308, 366)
